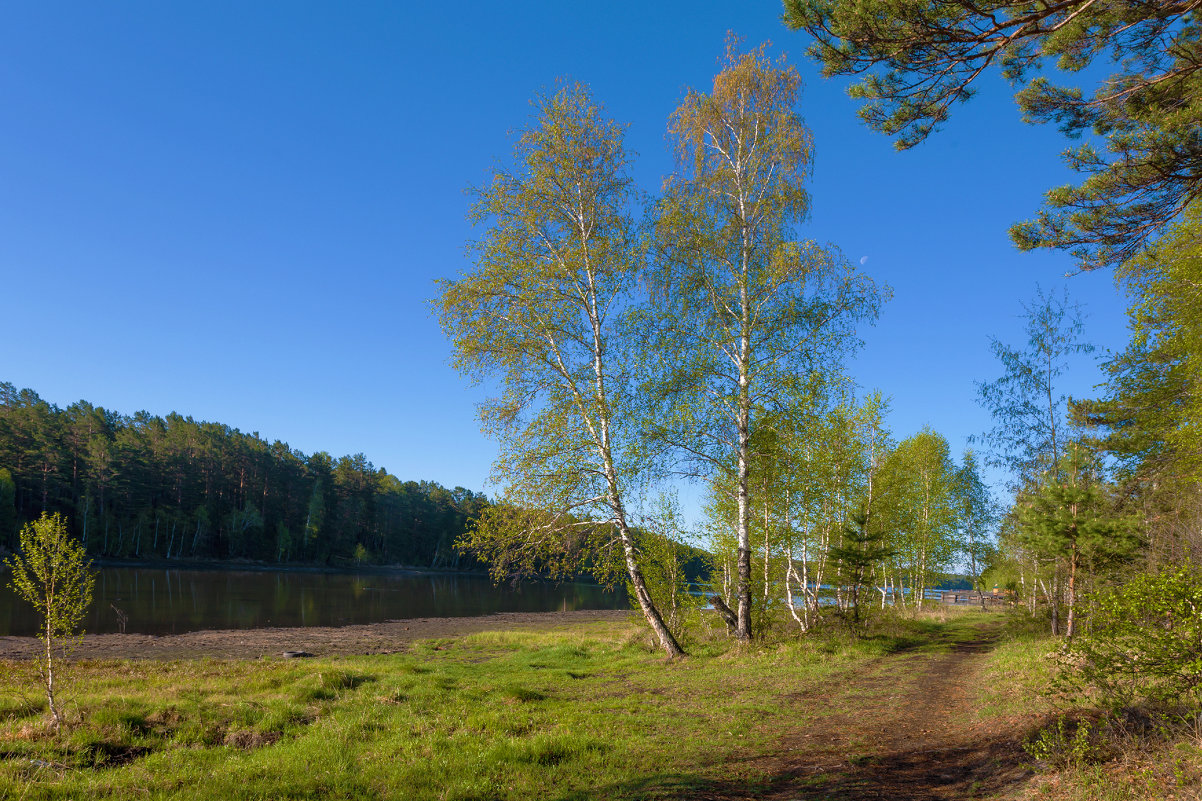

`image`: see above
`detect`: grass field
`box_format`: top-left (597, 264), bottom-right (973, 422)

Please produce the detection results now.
top-left (2, 610), bottom-right (1200, 800)
top-left (1, 616), bottom-right (918, 800)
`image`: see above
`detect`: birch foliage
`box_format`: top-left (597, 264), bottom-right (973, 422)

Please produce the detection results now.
top-left (437, 85), bottom-right (683, 656)
top-left (704, 389), bottom-right (886, 631)
top-left (955, 449), bottom-right (999, 604)
top-left (642, 40), bottom-right (885, 641)
top-left (875, 428), bottom-right (961, 608)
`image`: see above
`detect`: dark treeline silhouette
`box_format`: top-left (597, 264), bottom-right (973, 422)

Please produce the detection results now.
top-left (0, 383), bottom-right (488, 568)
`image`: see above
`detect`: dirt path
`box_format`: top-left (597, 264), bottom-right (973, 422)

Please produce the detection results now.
top-left (0, 609), bottom-right (630, 661)
top-left (755, 621), bottom-right (1035, 800)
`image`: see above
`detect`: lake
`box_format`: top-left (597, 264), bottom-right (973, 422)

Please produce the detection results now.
top-left (0, 566), bottom-right (628, 637)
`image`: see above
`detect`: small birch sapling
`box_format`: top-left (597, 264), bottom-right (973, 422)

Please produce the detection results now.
top-left (5, 512), bottom-right (95, 727)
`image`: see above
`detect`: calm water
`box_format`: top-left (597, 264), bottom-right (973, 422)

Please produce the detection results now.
top-left (0, 566), bottom-right (628, 637)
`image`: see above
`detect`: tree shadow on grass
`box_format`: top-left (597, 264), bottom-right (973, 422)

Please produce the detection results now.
top-left (776, 731), bottom-right (1034, 801)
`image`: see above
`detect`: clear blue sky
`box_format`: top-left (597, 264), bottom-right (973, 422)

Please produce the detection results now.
top-left (1, 2), bottom-right (1128, 507)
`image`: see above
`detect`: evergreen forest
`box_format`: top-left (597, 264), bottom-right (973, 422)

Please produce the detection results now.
top-left (0, 382), bottom-right (488, 568)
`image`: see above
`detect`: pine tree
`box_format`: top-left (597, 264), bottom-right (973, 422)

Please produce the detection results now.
top-left (1017, 444), bottom-right (1142, 639)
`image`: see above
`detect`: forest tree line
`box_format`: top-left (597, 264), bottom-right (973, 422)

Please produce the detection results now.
top-left (0, 382), bottom-right (488, 569)
top-left (701, 390), bottom-right (995, 636)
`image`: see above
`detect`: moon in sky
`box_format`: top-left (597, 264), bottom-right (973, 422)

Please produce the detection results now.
top-left (859, 256), bottom-right (869, 265)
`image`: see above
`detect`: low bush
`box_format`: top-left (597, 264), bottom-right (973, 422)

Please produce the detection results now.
top-left (1023, 714), bottom-right (1101, 769)
top-left (1056, 563), bottom-right (1202, 710)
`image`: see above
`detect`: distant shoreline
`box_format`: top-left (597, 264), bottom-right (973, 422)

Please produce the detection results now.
top-left (87, 556), bottom-right (493, 577)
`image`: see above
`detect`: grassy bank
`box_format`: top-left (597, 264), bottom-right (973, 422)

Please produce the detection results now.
top-left (1, 615), bottom-right (937, 800)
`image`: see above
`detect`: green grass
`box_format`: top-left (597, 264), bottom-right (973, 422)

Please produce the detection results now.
top-left (977, 633), bottom-right (1059, 719)
top-left (0, 617), bottom-right (924, 800)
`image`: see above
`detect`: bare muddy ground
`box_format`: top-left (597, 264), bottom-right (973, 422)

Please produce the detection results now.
top-left (0, 609), bottom-right (630, 660)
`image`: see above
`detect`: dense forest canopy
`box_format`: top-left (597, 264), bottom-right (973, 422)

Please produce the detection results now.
top-left (0, 382), bottom-right (488, 568)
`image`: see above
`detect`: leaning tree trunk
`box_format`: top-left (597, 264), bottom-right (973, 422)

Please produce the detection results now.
top-left (784, 541), bottom-right (807, 631)
top-left (617, 525), bottom-right (685, 657)
top-left (584, 274), bottom-right (683, 658)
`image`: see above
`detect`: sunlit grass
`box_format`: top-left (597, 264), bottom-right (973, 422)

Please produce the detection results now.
top-left (2, 610), bottom-right (1073, 800)
top-left (977, 632), bottom-right (1058, 719)
top-left (0, 618), bottom-right (910, 800)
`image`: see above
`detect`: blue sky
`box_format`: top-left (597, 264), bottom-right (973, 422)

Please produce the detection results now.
top-left (1, 2), bottom-right (1128, 509)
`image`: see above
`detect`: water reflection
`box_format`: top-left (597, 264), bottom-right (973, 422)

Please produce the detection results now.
top-left (0, 567), bottom-right (627, 636)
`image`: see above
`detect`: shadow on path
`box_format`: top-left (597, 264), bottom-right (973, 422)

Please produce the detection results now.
top-left (546, 729), bottom-right (1031, 800)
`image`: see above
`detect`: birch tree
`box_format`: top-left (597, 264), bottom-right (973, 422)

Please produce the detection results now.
top-left (976, 287), bottom-right (1094, 491)
top-left (643, 40), bottom-right (884, 641)
top-left (775, 392), bottom-right (891, 625)
top-left (5, 512), bottom-right (95, 728)
top-left (955, 449), bottom-right (998, 609)
top-left (438, 85), bottom-right (684, 657)
top-left (878, 429), bottom-right (960, 609)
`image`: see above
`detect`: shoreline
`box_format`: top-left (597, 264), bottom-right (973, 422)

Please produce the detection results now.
top-left (0, 608), bottom-right (634, 661)
top-left (87, 556), bottom-right (493, 577)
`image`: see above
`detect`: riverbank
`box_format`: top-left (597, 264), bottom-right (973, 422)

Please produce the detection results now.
top-left (0, 609), bottom-right (630, 660)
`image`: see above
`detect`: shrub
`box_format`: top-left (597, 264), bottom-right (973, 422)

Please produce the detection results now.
top-left (1058, 564), bottom-right (1202, 709)
top-left (1023, 715), bottom-right (1099, 769)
